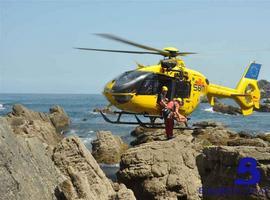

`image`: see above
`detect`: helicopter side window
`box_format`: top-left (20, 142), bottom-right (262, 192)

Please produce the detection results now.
top-left (112, 71), bottom-right (151, 93)
top-left (137, 79), bottom-right (159, 95)
top-left (174, 80), bottom-right (191, 98)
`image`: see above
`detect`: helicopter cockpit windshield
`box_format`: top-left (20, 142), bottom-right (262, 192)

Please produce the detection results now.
top-left (112, 71), bottom-right (152, 93)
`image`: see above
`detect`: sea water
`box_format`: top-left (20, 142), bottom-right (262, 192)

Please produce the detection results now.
top-left (0, 93), bottom-right (269, 180)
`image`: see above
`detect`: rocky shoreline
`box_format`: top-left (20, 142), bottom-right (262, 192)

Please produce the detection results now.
top-left (0, 104), bottom-right (135, 200)
top-left (1, 104), bottom-right (270, 199)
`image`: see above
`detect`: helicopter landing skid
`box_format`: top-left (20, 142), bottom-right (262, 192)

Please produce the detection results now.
top-left (134, 115), bottom-right (193, 130)
top-left (99, 111), bottom-right (163, 126)
top-left (100, 110), bottom-right (193, 130)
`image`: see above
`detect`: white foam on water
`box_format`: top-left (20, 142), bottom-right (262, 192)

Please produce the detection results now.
top-left (203, 107), bottom-right (214, 113)
top-left (0, 104), bottom-right (5, 110)
top-left (88, 130), bottom-right (95, 134)
top-left (89, 111), bottom-right (100, 115)
top-left (82, 137), bottom-right (94, 144)
top-left (99, 163), bottom-right (120, 168)
top-left (68, 129), bottom-right (77, 134)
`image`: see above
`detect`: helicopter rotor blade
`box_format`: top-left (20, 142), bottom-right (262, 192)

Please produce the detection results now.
top-left (74, 47), bottom-right (161, 55)
top-left (177, 52), bottom-right (198, 56)
top-left (95, 33), bottom-right (171, 57)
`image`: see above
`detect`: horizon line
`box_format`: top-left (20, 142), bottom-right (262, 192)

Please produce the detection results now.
top-left (0, 92), bottom-right (102, 95)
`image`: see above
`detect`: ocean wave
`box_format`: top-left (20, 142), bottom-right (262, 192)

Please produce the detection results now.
top-left (89, 111), bottom-right (100, 115)
top-left (0, 104), bottom-right (5, 110)
top-left (88, 130), bottom-right (95, 134)
top-left (68, 129), bottom-right (77, 135)
top-left (82, 137), bottom-right (94, 144)
top-left (99, 163), bottom-right (120, 168)
top-left (203, 107), bottom-right (214, 113)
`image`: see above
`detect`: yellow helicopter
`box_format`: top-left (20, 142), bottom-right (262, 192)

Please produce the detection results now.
top-left (76, 34), bottom-right (261, 128)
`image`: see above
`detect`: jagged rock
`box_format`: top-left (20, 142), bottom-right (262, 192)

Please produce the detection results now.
top-left (93, 107), bottom-right (114, 115)
top-left (192, 125), bottom-right (238, 146)
top-left (130, 128), bottom-right (193, 146)
top-left (91, 131), bottom-right (128, 164)
top-left (197, 146), bottom-right (270, 200)
top-left (117, 134), bottom-right (202, 200)
top-left (213, 103), bottom-right (241, 115)
top-left (53, 136), bottom-right (135, 200)
top-left (130, 129), bottom-right (166, 146)
top-left (200, 95), bottom-right (209, 103)
top-left (53, 136), bottom-right (115, 199)
top-left (263, 98), bottom-right (270, 104)
top-left (258, 79), bottom-right (270, 99)
top-left (0, 104), bottom-right (135, 200)
top-left (130, 126), bottom-right (147, 137)
top-left (237, 130), bottom-right (254, 139)
top-left (255, 103), bottom-right (270, 112)
top-left (5, 104), bottom-right (69, 146)
top-left (193, 121), bottom-right (225, 128)
top-left (227, 137), bottom-right (269, 147)
top-left (111, 182), bottom-right (136, 200)
top-left (49, 105), bottom-right (70, 133)
top-left (130, 121), bottom-right (270, 148)
top-left (0, 117), bottom-right (65, 200)
top-left (200, 96), bottom-right (219, 103)
top-left (256, 133), bottom-right (270, 143)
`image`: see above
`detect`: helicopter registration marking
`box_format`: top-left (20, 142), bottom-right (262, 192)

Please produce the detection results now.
top-left (193, 79), bottom-right (205, 92)
top-left (194, 84), bottom-right (205, 92)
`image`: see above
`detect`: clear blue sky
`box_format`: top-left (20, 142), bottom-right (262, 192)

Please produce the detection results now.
top-left (0, 0), bottom-right (269, 94)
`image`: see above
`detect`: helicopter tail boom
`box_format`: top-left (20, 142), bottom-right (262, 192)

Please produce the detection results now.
top-left (207, 63), bottom-right (261, 115)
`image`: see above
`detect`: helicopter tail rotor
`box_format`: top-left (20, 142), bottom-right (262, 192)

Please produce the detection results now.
top-left (207, 62), bottom-right (262, 116)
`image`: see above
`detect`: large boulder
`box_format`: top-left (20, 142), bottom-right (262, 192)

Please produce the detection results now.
top-left (0, 117), bottom-right (65, 200)
top-left (49, 105), bottom-right (70, 133)
top-left (197, 146), bottom-right (270, 200)
top-left (213, 103), bottom-right (241, 115)
top-left (5, 104), bottom-right (70, 146)
top-left (117, 134), bottom-right (202, 200)
top-left (255, 103), bottom-right (270, 112)
top-left (91, 131), bottom-right (128, 164)
top-left (258, 79), bottom-right (270, 99)
top-left (53, 136), bottom-right (135, 200)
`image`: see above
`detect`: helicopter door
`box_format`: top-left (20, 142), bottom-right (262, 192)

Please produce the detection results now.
top-left (173, 79), bottom-right (191, 99)
top-left (137, 74), bottom-right (173, 99)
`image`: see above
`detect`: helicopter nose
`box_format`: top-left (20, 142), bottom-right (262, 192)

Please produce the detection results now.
top-left (103, 80), bottom-right (114, 98)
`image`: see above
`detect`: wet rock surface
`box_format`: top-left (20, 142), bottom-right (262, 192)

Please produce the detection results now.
top-left (91, 131), bottom-right (128, 164)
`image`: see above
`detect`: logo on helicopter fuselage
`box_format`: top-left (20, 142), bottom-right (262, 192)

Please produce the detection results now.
top-left (193, 79), bottom-right (205, 92)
